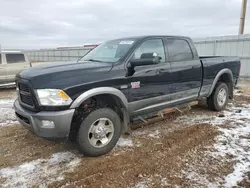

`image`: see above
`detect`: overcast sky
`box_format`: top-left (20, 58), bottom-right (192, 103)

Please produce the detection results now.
top-left (0, 0), bottom-right (249, 49)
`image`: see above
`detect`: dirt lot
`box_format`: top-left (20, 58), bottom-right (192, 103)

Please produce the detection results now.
top-left (1, 81), bottom-right (250, 188)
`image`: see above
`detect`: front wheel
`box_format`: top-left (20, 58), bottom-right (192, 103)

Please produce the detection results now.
top-left (207, 82), bottom-right (229, 111)
top-left (77, 108), bottom-right (122, 157)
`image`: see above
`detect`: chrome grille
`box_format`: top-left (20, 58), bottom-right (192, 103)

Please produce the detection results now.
top-left (18, 83), bottom-right (34, 107)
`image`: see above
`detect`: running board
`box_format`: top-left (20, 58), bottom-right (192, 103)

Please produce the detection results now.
top-left (132, 101), bottom-right (198, 125)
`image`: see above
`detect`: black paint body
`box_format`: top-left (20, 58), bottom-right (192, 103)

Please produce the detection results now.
top-left (16, 36), bottom-right (241, 115)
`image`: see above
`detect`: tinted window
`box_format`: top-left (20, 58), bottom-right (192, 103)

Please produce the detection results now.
top-left (6, 54), bottom-right (25, 64)
top-left (0, 54), bottom-right (1, 64)
top-left (166, 39), bottom-right (193, 61)
top-left (133, 39), bottom-right (166, 63)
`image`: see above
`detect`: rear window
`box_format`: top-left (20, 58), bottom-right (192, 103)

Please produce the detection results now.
top-left (166, 39), bottom-right (193, 61)
top-left (6, 54), bottom-right (25, 64)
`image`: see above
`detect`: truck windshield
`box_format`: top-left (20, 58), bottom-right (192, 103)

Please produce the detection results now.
top-left (79, 39), bottom-right (135, 63)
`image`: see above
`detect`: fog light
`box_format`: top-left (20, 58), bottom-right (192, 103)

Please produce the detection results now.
top-left (41, 120), bottom-right (55, 128)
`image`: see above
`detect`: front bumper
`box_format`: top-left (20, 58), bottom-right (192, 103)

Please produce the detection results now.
top-left (14, 100), bottom-right (75, 139)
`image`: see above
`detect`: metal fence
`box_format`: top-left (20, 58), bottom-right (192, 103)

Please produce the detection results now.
top-left (26, 34), bottom-right (250, 77)
top-left (193, 34), bottom-right (250, 77)
top-left (25, 46), bottom-right (94, 62)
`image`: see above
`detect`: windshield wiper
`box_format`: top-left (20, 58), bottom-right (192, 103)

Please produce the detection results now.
top-left (77, 58), bottom-right (103, 63)
top-left (85, 59), bottom-right (103, 62)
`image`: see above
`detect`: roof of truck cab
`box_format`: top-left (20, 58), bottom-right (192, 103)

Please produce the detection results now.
top-left (114, 35), bottom-right (192, 40)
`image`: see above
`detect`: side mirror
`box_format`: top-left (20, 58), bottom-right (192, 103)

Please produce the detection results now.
top-left (129, 53), bottom-right (161, 67)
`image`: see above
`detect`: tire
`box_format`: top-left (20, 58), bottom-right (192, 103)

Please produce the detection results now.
top-left (77, 108), bottom-right (122, 157)
top-left (207, 82), bottom-right (229, 111)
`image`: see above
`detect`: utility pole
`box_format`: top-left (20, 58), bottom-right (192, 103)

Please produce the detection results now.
top-left (239, 0), bottom-right (248, 35)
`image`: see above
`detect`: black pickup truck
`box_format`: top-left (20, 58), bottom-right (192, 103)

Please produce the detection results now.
top-left (14, 35), bottom-right (241, 156)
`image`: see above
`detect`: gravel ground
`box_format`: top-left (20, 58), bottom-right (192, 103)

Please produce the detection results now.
top-left (1, 81), bottom-right (250, 188)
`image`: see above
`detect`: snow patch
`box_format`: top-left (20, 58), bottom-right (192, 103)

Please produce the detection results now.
top-left (133, 128), bottom-right (162, 138)
top-left (224, 159), bottom-right (250, 187)
top-left (0, 98), bottom-right (15, 105)
top-left (177, 104), bottom-right (250, 126)
top-left (177, 114), bottom-right (211, 124)
top-left (161, 177), bottom-right (171, 186)
top-left (234, 89), bottom-right (250, 97)
top-left (116, 137), bottom-right (133, 147)
top-left (0, 120), bottom-right (19, 127)
top-left (133, 129), bottom-right (149, 136)
top-left (211, 115), bottom-right (250, 187)
top-left (0, 98), bottom-right (17, 127)
top-left (0, 152), bottom-right (80, 188)
top-left (148, 130), bottom-right (160, 138)
top-left (135, 178), bottom-right (152, 188)
top-left (182, 170), bottom-right (220, 187)
top-left (180, 104), bottom-right (250, 187)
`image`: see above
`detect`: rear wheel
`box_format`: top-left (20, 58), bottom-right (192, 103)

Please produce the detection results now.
top-left (77, 108), bottom-right (122, 156)
top-left (207, 82), bottom-right (229, 111)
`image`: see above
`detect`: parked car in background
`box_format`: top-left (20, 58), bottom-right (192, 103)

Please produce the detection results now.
top-left (14, 35), bottom-right (241, 157)
top-left (0, 51), bottom-right (31, 87)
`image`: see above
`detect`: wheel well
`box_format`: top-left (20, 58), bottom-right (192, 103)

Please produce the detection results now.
top-left (69, 94), bottom-right (125, 139)
top-left (218, 73), bottom-right (233, 99)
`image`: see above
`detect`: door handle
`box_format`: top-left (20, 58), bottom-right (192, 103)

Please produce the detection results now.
top-left (158, 69), bottom-right (168, 75)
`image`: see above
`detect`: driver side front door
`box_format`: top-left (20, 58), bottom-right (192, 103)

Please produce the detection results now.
top-left (127, 38), bottom-right (172, 115)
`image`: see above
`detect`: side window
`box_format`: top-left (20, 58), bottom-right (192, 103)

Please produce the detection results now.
top-left (133, 39), bottom-right (166, 63)
top-left (166, 39), bottom-right (193, 61)
top-left (0, 54), bottom-right (1, 64)
top-left (6, 54), bottom-right (25, 64)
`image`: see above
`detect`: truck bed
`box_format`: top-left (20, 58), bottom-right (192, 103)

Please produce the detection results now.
top-left (199, 55), bottom-right (241, 97)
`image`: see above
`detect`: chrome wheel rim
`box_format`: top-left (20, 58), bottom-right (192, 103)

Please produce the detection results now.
top-left (217, 88), bottom-right (227, 107)
top-left (88, 118), bottom-right (114, 148)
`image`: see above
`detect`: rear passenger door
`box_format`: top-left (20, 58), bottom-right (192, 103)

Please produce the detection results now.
top-left (0, 54), bottom-right (6, 84)
top-left (5, 53), bottom-right (29, 83)
top-left (165, 38), bottom-right (202, 100)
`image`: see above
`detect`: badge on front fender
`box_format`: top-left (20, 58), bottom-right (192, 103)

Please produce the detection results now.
top-left (131, 81), bottom-right (140, 89)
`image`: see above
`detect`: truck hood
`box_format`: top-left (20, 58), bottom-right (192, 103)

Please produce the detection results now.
top-left (17, 61), bottom-right (113, 89)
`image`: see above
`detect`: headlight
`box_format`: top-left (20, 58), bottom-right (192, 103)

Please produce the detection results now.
top-left (36, 89), bottom-right (72, 106)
